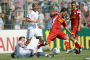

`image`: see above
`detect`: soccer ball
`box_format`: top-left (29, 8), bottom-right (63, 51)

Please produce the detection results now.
top-left (53, 48), bottom-right (60, 54)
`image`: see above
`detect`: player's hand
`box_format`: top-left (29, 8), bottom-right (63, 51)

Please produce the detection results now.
top-left (26, 18), bottom-right (30, 22)
top-left (78, 27), bottom-right (80, 32)
top-left (71, 33), bottom-right (74, 35)
top-left (36, 19), bottom-right (40, 23)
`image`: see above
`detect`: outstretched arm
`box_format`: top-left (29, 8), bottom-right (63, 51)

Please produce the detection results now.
top-left (26, 17), bottom-right (40, 23)
top-left (65, 27), bottom-right (71, 34)
top-left (65, 27), bottom-right (74, 35)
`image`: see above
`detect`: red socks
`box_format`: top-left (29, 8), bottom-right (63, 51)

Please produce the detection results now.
top-left (75, 40), bottom-right (81, 49)
top-left (65, 40), bottom-right (69, 51)
top-left (37, 41), bottom-right (45, 49)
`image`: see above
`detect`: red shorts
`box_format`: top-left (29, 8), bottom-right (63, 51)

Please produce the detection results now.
top-left (47, 30), bottom-right (66, 43)
top-left (71, 26), bottom-right (81, 38)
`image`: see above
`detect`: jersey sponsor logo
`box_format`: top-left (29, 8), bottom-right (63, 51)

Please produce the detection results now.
top-left (58, 18), bottom-right (63, 23)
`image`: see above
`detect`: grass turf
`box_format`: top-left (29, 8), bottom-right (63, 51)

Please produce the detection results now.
top-left (0, 50), bottom-right (90, 60)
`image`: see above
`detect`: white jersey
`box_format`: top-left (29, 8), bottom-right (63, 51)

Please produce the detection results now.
top-left (15, 41), bottom-right (24, 57)
top-left (15, 41), bottom-right (32, 58)
top-left (15, 41), bottom-right (25, 54)
top-left (27, 10), bottom-right (39, 29)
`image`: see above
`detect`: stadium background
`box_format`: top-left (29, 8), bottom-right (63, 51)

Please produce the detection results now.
top-left (0, 0), bottom-right (90, 59)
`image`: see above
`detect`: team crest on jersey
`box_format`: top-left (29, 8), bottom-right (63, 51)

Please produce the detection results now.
top-left (58, 18), bottom-right (63, 23)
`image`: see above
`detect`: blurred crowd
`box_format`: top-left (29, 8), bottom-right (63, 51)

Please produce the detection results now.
top-left (0, 0), bottom-right (90, 30)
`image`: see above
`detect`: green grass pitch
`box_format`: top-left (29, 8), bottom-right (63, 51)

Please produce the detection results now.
top-left (0, 50), bottom-right (90, 60)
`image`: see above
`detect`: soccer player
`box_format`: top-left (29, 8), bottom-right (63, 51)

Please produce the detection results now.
top-left (26, 3), bottom-right (44, 48)
top-left (70, 1), bottom-right (82, 54)
top-left (45, 8), bottom-right (74, 54)
top-left (11, 36), bottom-right (34, 58)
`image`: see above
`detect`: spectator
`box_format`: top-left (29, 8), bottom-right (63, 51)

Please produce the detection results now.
top-left (86, 12), bottom-right (90, 27)
top-left (14, 0), bottom-right (24, 9)
top-left (10, 1), bottom-right (15, 11)
top-left (14, 0), bottom-right (24, 29)
top-left (81, 3), bottom-right (86, 13)
top-left (66, 3), bottom-right (72, 28)
top-left (0, 5), bottom-right (2, 13)
top-left (8, 9), bottom-right (16, 29)
top-left (67, 3), bottom-right (71, 15)
top-left (14, 9), bottom-right (23, 30)
top-left (1, 0), bottom-right (10, 13)
top-left (44, 13), bottom-right (52, 29)
top-left (81, 13), bottom-right (87, 27)
top-left (0, 13), bottom-right (4, 30)
top-left (38, 7), bottom-right (45, 29)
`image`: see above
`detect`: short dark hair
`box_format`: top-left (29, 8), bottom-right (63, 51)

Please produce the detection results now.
top-left (19, 36), bottom-right (25, 41)
top-left (60, 8), bottom-right (68, 12)
top-left (71, 1), bottom-right (76, 5)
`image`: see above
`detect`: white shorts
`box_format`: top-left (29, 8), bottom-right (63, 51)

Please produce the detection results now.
top-left (16, 47), bottom-right (33, 58)
top-left (26, 28), bottom-right (43, 40)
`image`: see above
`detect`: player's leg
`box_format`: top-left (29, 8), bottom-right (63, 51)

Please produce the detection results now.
top-left (37, 36), bottom-right (45, 48)
top-left (75, 31), bottom-right (81, 48)
top-left (11, 46), bottom-right (17, 58)
top-left (35, 29), bottom-right (45, 48)
top-left (64, 34), bottom-right (70, 53)
top-left (36, 52), bottom-right (46, 57)
top-left (36, 52), bottom-right (54, 57)
top-left (75, 31), bottom-right (82, 53)
top-left (26, 29), bottom-right (34, 45)
top-left (16, 47), bottom-right (24, 58)
top-left (19, 48), bottom-right (34, 58)
top-left (71, 27), bottom-right (81, 54)
top-left (64, 35), bottom-right (72, 54)
top-left (46, 31), bottom-right (57, 45)
top-left (57, 32), bottom-right (71, 54)
top-left (71, 27), bottom-right (78, 48)
top-left (11, 52), bottom-right (16, 58)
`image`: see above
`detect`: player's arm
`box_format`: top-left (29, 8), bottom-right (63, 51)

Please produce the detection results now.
top-left (18, 43), bottom-right (24, 48)
top-left (65, 27), bottom-right (72, 35)
top-left (78, 10), bottom-right (81, 32)
top-left (26, 11), bottom-right (40, 23)
top-left (63, 21), bottom-right (73, 35)
top-left (26, 17), bottom-right (40, 23)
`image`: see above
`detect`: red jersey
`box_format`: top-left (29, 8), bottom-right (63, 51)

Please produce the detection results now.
top-left (70, 8), bottom-right (81, 28)
top-left (47, 14), bottom-right (67, 42)
top-left (50, 14), bottom-right (67, 32)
